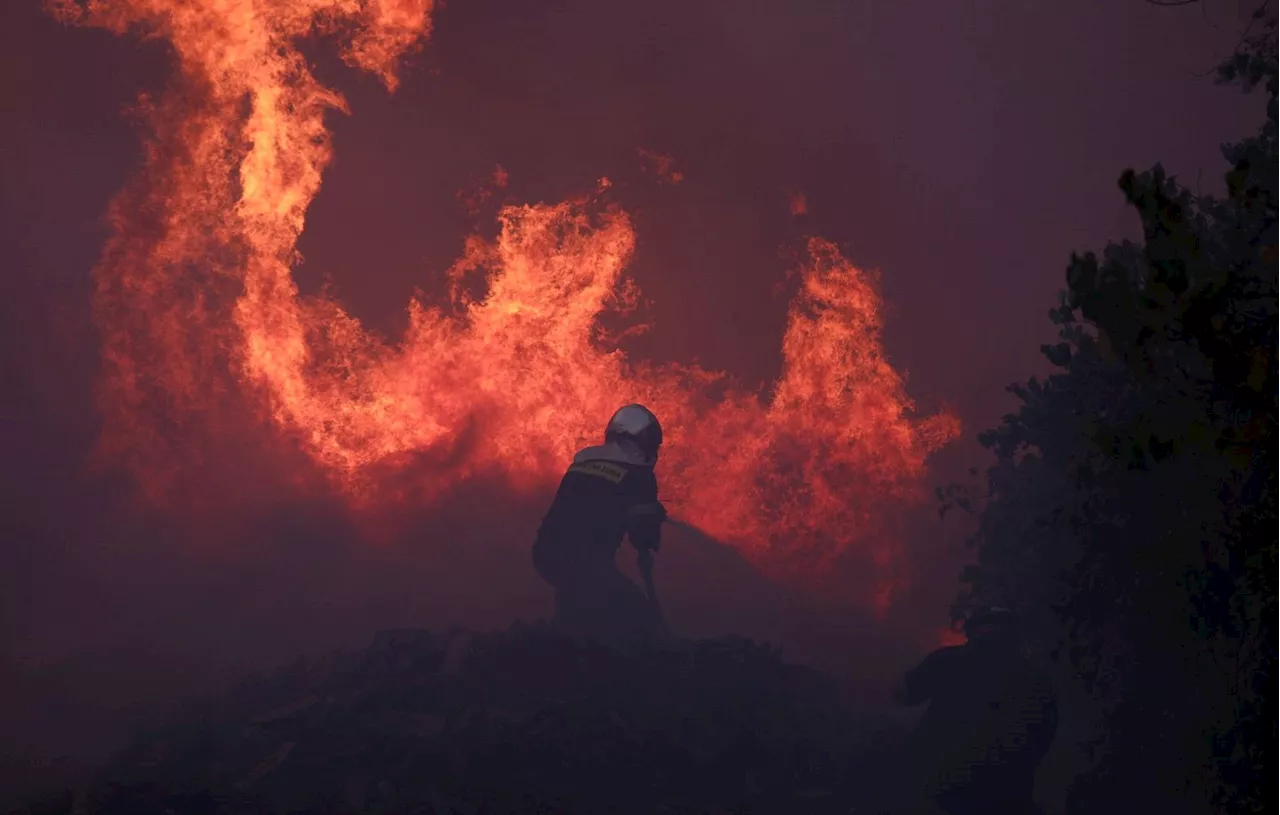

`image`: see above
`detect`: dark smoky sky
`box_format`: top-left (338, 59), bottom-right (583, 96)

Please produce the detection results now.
top-left (0, 0), bottom-right (1266, 742)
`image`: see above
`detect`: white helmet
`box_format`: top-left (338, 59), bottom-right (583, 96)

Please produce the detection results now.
top-left (605, 404), bottom-right (663, 463)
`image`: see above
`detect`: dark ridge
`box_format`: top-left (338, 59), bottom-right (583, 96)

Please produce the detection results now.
top-left (10, 625), bottom-right (905, 814)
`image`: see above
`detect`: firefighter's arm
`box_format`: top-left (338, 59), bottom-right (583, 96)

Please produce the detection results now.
top-left (625, 468), bottom-right (666, 552)
top-left (627, 500), bottom-right (667, 552)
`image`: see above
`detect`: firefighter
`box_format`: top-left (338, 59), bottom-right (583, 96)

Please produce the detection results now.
top-left (531, 404), bottom-right (667, 640)
top-left (893, 606), bottom-right (1059, 815)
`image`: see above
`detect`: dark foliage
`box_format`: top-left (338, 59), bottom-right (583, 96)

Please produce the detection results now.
top-left (951, 10), bottom-right (1277, 814)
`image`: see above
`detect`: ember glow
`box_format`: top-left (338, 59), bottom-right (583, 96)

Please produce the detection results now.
top-left (55, 0), bottom-right (959, 599)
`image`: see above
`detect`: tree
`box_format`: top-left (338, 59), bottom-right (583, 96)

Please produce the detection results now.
top-left (951, 11), bottom-right (1276, 813)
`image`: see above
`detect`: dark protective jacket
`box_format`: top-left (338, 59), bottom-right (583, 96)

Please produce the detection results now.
top-left (532, 440), bottom-right (666, 588)
top-left (901, 640), bottom-right (1058, 813)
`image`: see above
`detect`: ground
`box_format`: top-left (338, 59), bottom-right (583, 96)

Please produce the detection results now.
top-left (9, 624), bottom-right (906, 814)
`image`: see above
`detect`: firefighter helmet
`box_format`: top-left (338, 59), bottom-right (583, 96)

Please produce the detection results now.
top-left (605, 404), bottom-right (663, 464)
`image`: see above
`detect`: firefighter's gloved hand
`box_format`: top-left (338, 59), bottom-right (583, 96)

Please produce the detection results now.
top-left (628, 501), bottom-right (667, 553)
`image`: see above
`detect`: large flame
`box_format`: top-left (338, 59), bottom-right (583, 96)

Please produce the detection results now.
top-left (54, 0), bottom-right (959, 603)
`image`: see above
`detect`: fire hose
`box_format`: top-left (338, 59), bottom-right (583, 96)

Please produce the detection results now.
top-left (633, 515), bottom-right (704, 637)
top-left (635, 546), bottom-right (667, 635)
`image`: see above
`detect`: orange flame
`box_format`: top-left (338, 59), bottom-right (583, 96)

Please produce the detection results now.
top-left (53, 0), bottom-right (959, 602)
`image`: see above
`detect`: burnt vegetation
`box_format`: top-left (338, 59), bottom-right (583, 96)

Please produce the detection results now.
top-left (12, 627), bottom-right (899, 815)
